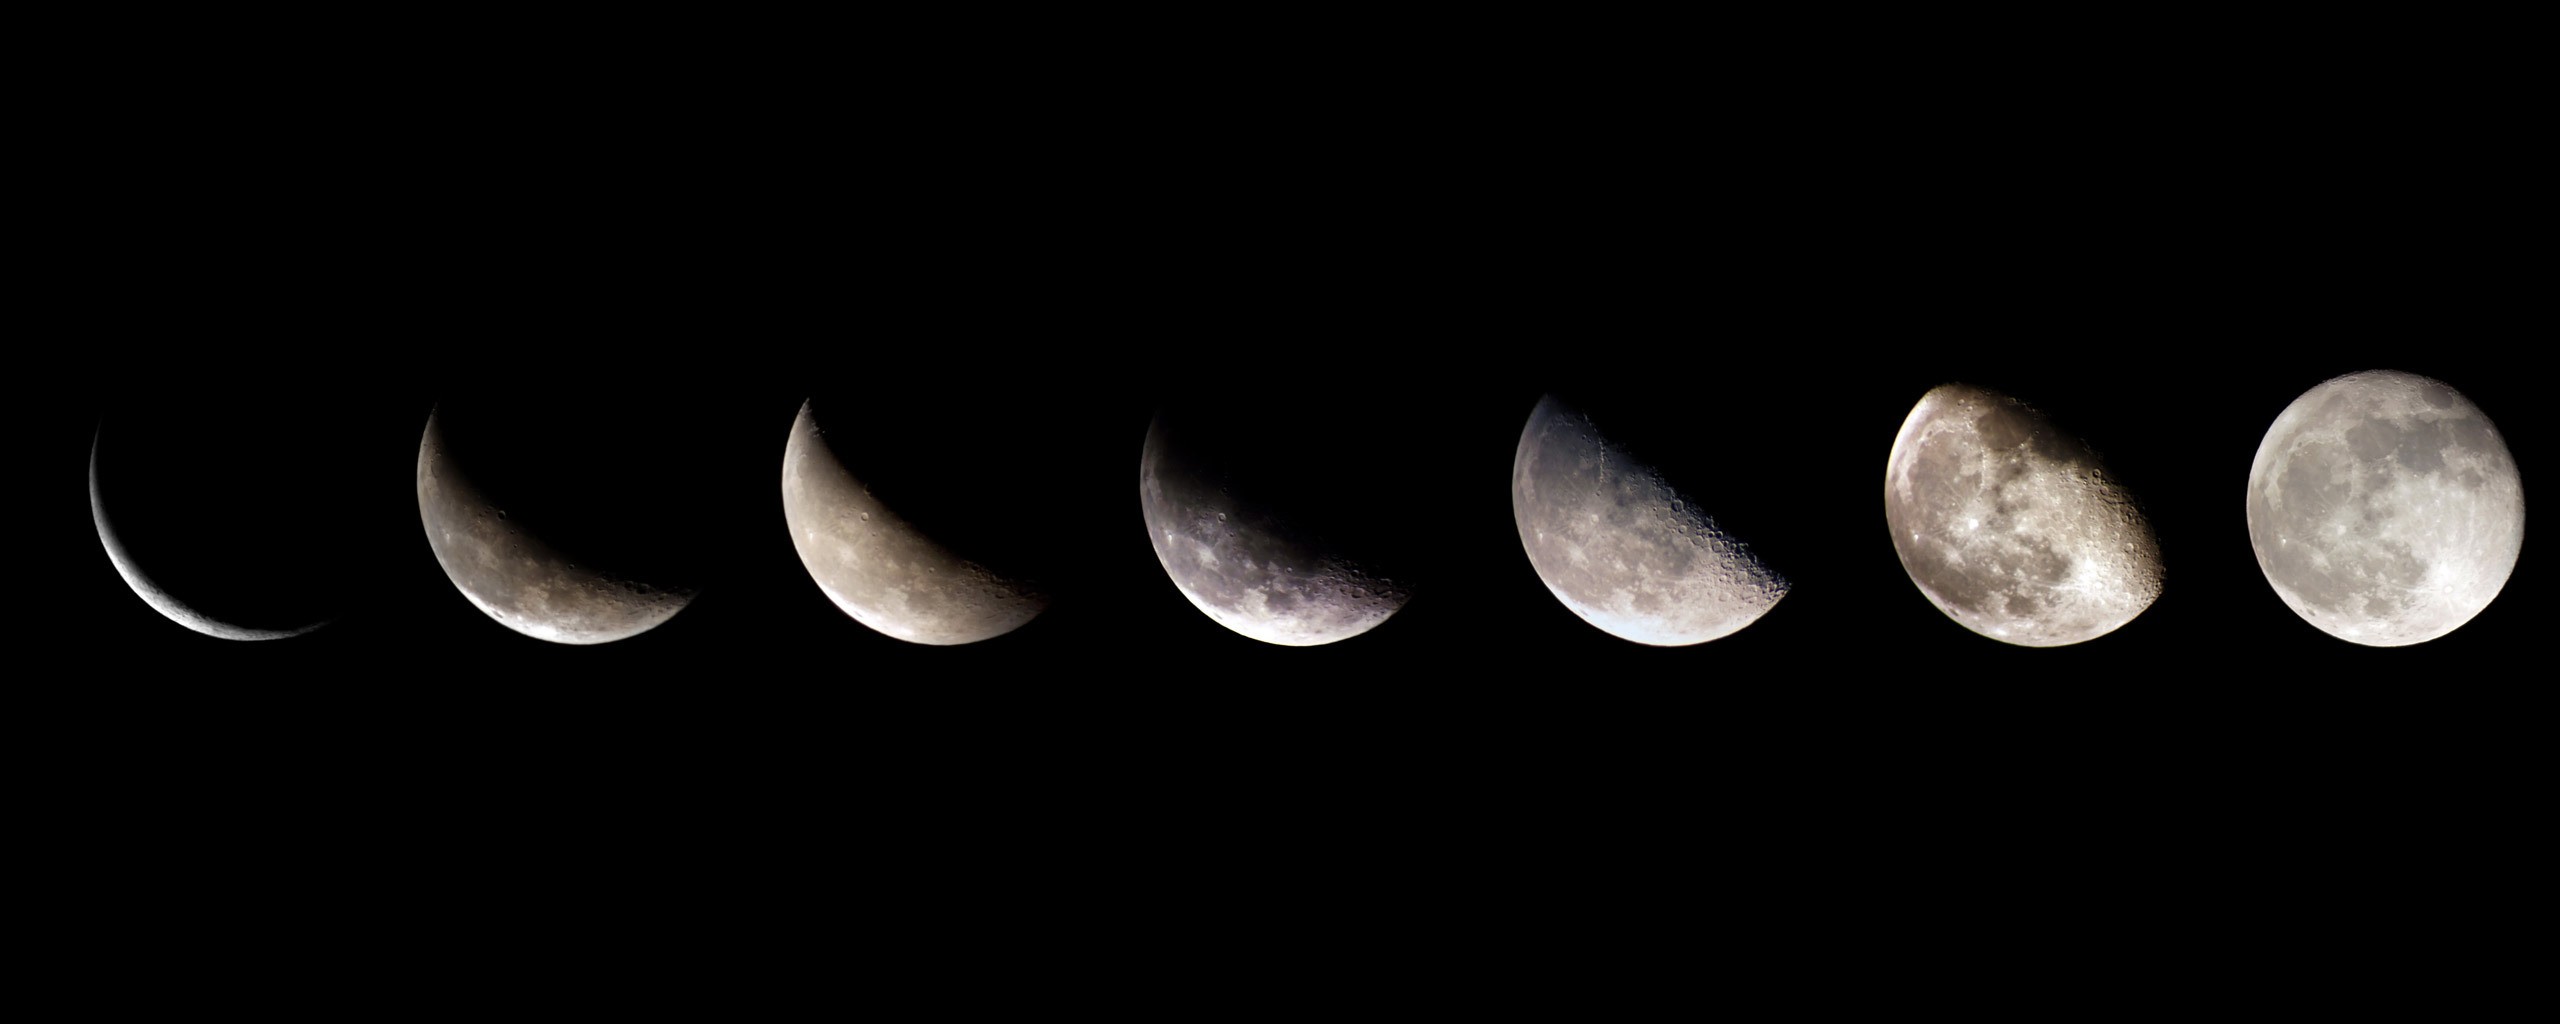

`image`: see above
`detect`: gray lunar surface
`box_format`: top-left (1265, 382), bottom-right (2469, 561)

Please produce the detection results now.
top-left (416, 410), bottom-right (696, 645)
top-left (1138, 415), bottom-right (1410, 646)
top-left (1510, 395), bottom-right (1786, 645)
top-left (2246, 370), bottom-right (2524, 646)
top-left (781, 399), bottom-right (1046, 645)
top-left (1884, 383), bottom-right (2163, 647)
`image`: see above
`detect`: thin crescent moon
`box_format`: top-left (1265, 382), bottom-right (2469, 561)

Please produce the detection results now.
top-left (89, 430), bottom-right (326, 641)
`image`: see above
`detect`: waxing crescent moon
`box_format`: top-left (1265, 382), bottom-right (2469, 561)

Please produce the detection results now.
top-left (416, 408), bottom-right (697, 644)
top-left (1510, 395), bottom-right (1786, 645)
top-left (2245, 370), bottom-right (2524, 646)
top-left (1884, 383), bottom-right (2164, 647)
top-left (1138, 413), bottom-right (1412, 646)
top-left (780, 399), bottom-right (1046, 644)
top-left (90, 430), bottom-right (326, 641)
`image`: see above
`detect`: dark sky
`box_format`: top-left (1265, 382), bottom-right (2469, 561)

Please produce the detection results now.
top-left (29, 83), bottom-right (2545, 914)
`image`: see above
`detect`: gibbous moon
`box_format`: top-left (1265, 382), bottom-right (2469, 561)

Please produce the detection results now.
top-left (781, 399), bottom-right (1046, 644)
top-left (2246, 370), bottom-right (2523, 646)
top-left (1510, 395), bottom-right (1786, 645)
top-left (1138, 410), bottom-right (1414, 646)
top-left (416, 408), bottom-right (698, 644)
top-left (1885, 384), bottom-right (2163, 647)
top-left (91, 431), bottom-right (326, 641)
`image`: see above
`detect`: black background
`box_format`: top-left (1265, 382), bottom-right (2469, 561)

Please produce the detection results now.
top-left (26, 36), bottom-right (2547, 945)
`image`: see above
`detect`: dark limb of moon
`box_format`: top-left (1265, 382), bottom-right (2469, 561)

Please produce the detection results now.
top-left (1884, 383), bottom-right (2163, 647)
top-left (1510, 395), bottom-right (1785, 645)
top-left (416, 408), bottom-right (697, 645)
top-left (2246, 370), bottom-right (2523, 646)
top-left (781, 399), bottom-right (1045, 645)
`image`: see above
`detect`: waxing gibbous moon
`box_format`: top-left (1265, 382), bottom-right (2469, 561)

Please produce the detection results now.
top-left (2246, 370), bottom-right (2523, 646)
top-left (1885, 384), bottom-right (2163, 647)
top-left (781, 399), bottom-right (1046, 644)
top-left (416, 407), bottom-right (698, 644)
top-left (1510, 395), bottom-right (1786, 645)
top-left (1138, 410), bottom-right (1414, 646)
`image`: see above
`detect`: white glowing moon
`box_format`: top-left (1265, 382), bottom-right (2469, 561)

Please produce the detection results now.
top-left (1884, 383), bottom-right (2163, 647)
top-left (1509, 395), bottom-right (1785, 645)
top-left (1137, 414), bottom-right (1410, 646)
top-left (2246, 370), bottom-right (2523, 646)
top-left (781, 399), bottom-right (1046, 644)
top-left (90, 432), bottom-right (326, 641)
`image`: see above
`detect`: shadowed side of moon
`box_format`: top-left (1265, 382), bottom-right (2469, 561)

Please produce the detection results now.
top-left (1138, 409), bottom-right (1414, 647)
top-left (781, 399), bottom-right (1046, 645)
top-left (416, 408), bottom-right (697, 645)
top-left (1884, 383), bottom-right (2163, 647)
top-left (1510, 395), bottom-right (1786, 646)
top-left (2246, 370), bottom-right (2524, 646)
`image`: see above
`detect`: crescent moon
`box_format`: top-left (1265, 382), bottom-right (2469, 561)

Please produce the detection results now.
top-left (89, 429), bottom-right (326, 641)
top-left (780, 399), bottom-right (1047, 644)
top-left (416, 408), bottom-right (697, 644)
top-left (1138, 413), bottom-right (1411, 646)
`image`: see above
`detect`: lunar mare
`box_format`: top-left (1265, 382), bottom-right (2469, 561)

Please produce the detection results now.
top-left (781, 400), bottom-right (1045, 644)
top-left (1884, 384), bottom-right (2162, 647)
top-left (2246, 370), bottom-right (2523, 646)
top-left (90, 433), bottom-right (326, 641)
top-left (1510, 396), bottom-right (1785, 645)
top-left (416, 410), bottom-right (695, 645)
top-left (1138, 415), bottom-right (1410, 646)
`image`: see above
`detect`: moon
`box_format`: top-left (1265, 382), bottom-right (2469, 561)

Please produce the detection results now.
top-left (1138, 412), bottom-right (1412, 646)
top-left (1884, 383), bottom-right (2163, 647)
top-left (1510, 395), bottom-right (1786, 645)
top-left (2246, 370), bottom-right (2523, 646)
top-left (781, 399), bottom-right (1046, 644)
top-left (90, 431), bottom-right (327, 641)
top-left (416, 408), bottom-right (697, 644)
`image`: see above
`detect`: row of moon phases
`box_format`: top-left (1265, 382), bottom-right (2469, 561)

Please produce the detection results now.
top-left (89, 371), bottom-right (2525, 649)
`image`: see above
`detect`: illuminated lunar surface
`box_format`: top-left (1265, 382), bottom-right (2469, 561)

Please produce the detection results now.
top-left (1138, 414), bottom-right (1411, 646)
top-left (416, 410), bottom-right (696, 645)
top-left (1510, 395), bottom-right (1785, 645)
top-left (781, 399), bottom-right (1046, 644)
top-left (90, 432), bottom-right (326, 641)
top-left (2246, 370), bottom-right (2524, 646)
top-left (1884, 384), bottom-right (2163, 647)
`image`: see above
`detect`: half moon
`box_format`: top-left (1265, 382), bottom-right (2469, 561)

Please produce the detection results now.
top-left (780, 399), bottom-right (1047, 644)
top-left (1510, 395), bottom-right (1786, 645)
top-left (90, 431), bottom-right (327, 641)
top-left (416, 408), bottom-right (697, 645)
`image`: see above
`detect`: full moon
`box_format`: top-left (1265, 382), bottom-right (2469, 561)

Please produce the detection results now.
top-left (1510, 395), bottom-right (1786, 645)
top-left (1138, 410), bottom-right (1414, 646)
top-left (781, 399), bottom-right (1046, 644)
top-left (2246, 370), bottom-right (2523, 646)
top-left (417, 407), bottom-right (699, 644)
top-left (1885, 383), bottom-right (2164, 647)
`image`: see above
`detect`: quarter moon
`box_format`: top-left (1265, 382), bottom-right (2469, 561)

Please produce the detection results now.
top-left (2245, 370), bottom-right (2524, 646)
top-left (90, 431), bottom-right (326, 641)
top-left (1884, 383), bottom-right (2163, 647)
top-left (1510, 395), bottom-right (1786, 645)
top-left (780, 399), bottom-right (1046, 644)
top-left (416, 408), bottom-right (697, 644)
top-left (1138, 413), bottom-right (1411, 646)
